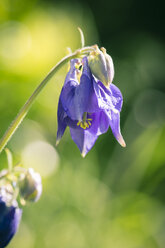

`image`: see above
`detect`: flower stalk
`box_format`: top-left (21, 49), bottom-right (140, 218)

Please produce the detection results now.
top-left (5, 148), bottom-right (13, 172)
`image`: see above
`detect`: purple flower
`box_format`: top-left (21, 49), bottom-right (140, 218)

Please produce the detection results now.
top-left (0, 197), bottom-right (22, 248)
top-left (56, 57), bottom-right (126, 157)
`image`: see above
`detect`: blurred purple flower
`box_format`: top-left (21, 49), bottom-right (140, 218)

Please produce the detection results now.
top-left (0, 197), bottom-right (22, 248)
top-left (56, 57), bottom-right (126, 157)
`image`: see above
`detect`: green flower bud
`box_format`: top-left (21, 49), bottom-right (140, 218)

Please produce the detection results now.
top-left (88, 45), bottom-right (114, 87)
top-left (19, 168), bottom-right (42, 203)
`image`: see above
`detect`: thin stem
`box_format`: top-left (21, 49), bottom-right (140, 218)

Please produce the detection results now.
top-left (5, 148), bottom-right (13, 172)
top-left (78, 27), bottom-right (85, 48)
top-left (79, 46), bottom-right (95, 53)
top-left (0, 49), bottom-right (90, 154)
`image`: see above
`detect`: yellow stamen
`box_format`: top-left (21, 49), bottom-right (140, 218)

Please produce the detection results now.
top-left (77, 121), bottom-right (81, 126)
top-left (80, 123), bottom-right (84, 128)
top-left (76, 115), bottom-right (92, 130)
top-left (85, 123), bottom-right (89, 128)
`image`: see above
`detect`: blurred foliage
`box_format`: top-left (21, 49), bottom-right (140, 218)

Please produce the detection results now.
top-left (0, 0), bottom-right (165, 247)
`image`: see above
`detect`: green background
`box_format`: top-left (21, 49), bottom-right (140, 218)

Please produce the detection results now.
top-left (0, 0), bottom-right (165, 247)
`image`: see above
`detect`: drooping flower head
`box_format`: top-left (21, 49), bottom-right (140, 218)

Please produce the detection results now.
top-left (56, 51), bottom-right (126, 157)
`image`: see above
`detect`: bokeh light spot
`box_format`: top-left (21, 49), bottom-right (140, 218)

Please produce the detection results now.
top-left (21, 140), bottom-right (59, 177)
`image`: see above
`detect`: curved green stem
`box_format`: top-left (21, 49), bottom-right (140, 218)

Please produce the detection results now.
top-left (0, 48), bottom-right (92, 154)
top-left (5, 148), bottom-right (13, 171)
top-left (78, 27), bottom-right (85, 48)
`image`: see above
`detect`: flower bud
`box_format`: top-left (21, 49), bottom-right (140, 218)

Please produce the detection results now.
top-left (19, 168), bottom-right (42, 203)
top-left (88, 45), bottom-right (114, 87)
top-left (0, 196), bottom-right (22, 248)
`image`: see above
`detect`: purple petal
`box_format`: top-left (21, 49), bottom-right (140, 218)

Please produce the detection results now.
top-left (70, 127), bottom-right (98, 157)
top-left (93, 80), bottom-right (125, 147)
top-left (109, 111), bottom-right (126, 147)
top-left (56, 98), bottom-right (67, 145)
top-left (0, 198), bottom-right (22, 248)
top-left (68, 110), bottom-right (110, 156)
top-left (61, 57), bottom-right (98, 121)
top-left (110, 83), bottom-right (123, 112)
top-left (93, 80), bottom-right (114, 112)
top-left (97, 111), bottom-right (110, 135)
top-left (86, 78), bottom-right (100, 113)
top-left (84, 112), bottom-right (109, 136)
top-left (64, 59), bottom-right (79, 85)
top-left (93, 81), bottom-right (123, 113)
top-left (69, 111), bottom-right (103, 156)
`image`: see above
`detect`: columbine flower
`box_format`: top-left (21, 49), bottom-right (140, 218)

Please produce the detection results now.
top-left (56, 57), bottom-right (126, 157)
top-left (0, 193), bottom-right (22, 248)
